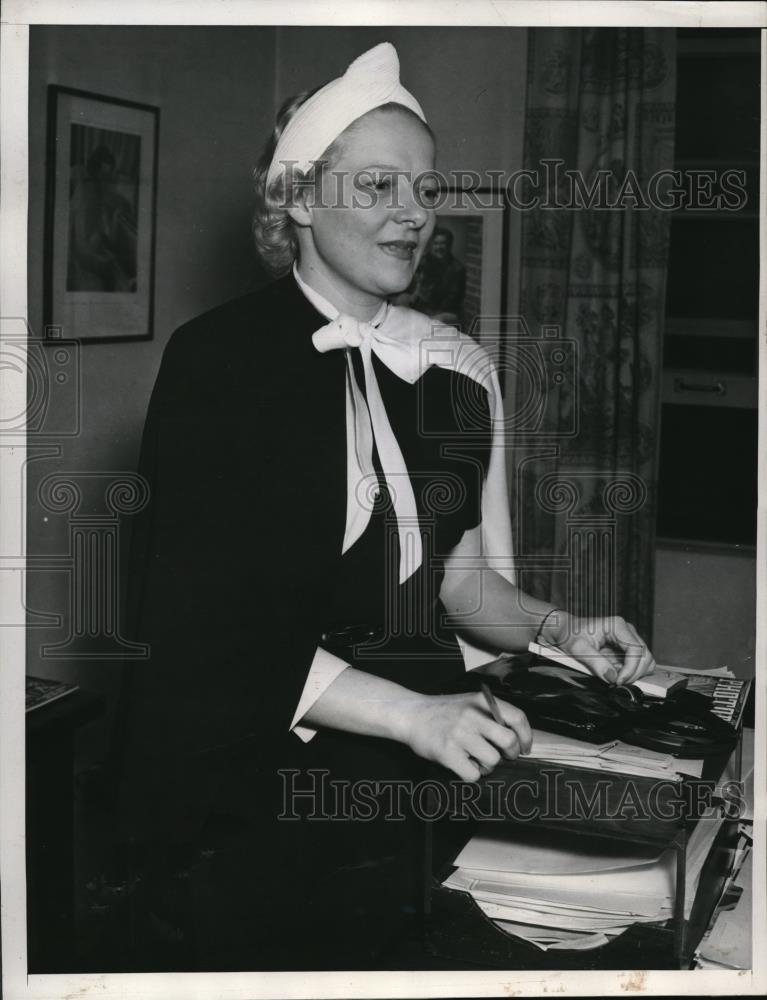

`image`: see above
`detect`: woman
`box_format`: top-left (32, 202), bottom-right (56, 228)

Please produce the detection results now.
top-left (114, 43), bottom-right (655, 971)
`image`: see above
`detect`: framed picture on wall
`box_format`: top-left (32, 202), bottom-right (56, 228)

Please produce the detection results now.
top-left (392, 187), bottom-right (507, 350)
top-left (43, 86), bottom-right (159, 341)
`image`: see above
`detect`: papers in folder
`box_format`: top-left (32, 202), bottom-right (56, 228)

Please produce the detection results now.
top-left (444, 817), bottom-right (723, 951)
top-left (526, 728), bottom-right (704, 780)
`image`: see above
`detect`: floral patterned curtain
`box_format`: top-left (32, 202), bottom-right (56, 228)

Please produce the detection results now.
top-left (511, 28), bottom-right (676, 640)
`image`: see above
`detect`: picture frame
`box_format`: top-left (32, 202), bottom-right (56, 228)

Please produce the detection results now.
top-left (43, 86), bottom-right (159, 342)
top-left (393, 187), bottom-right (508, 349)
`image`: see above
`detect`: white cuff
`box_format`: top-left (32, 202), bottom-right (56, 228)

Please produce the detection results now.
top-left (457, 634), bottom-right (500, 671)
top-left (289, 646), bottom-right (350, 742)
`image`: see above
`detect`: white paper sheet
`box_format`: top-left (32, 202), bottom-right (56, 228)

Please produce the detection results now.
top-left (452, 823), bottom-right (666, 875)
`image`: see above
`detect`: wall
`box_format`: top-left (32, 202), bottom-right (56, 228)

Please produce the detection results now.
top-left (653, 545), bottom-right (756, 679)
top-left (26, 26), bottom-right (278, 763)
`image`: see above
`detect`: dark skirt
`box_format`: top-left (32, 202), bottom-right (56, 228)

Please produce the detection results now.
top-left (117, 627), bottom-right (468, 971)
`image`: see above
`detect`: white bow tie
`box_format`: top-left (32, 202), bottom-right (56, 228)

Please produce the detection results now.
top-left (311, 308), bottom-right (425, 583)
top-left (294, 265), bottom-right (516, 594)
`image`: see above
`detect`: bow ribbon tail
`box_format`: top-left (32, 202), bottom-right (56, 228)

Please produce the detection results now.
top-left (342, 352), bottom-right (377, 553)
top-left (359, 341), bottom-right (422, 583)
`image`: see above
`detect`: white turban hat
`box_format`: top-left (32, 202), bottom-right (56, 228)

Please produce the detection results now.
top-left (266, 42), bottom-right (427, 189)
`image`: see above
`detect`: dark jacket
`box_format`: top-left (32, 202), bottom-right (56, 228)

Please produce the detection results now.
top-left (113, 272), bottom-right (491, 845)
top-left (114, 275), bottom-right (350, 841)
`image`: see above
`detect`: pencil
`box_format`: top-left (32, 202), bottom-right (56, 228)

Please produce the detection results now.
top-left (480, 681), bottom-right (505, 727)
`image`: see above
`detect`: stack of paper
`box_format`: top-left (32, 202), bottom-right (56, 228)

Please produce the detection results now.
top-left (443, 817), bottom-right (723, 951)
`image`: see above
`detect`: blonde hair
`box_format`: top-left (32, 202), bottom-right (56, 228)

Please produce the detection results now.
top-left (252, 97), bottom-right (433, 277)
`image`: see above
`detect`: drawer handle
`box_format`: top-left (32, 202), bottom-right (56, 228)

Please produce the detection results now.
top-left (673, 378), bottom-right (726, 396)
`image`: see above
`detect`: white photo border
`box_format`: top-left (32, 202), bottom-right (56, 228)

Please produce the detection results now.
top-left (1, 2), bottom-right (765, 999)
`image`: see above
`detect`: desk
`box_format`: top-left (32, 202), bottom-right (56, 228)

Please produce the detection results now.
top-left (421, 742), bottom-right (742, 970)
top-left (26, 688), bottom-right (103, 973)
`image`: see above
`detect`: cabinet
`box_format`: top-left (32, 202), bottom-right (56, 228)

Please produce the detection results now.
top-left (26, 688), bottom-right (103, 972)
top-left (657, 28), bottom-right (760, 549)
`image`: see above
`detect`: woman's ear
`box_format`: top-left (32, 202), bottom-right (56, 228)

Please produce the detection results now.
top-left (285, 181), bottom-right (314, 228)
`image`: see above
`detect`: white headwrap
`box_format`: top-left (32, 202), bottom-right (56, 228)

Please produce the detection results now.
top-left (266, 42), bottom-right (426, 188)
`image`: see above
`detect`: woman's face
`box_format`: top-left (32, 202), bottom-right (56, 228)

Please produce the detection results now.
top-left (300, 108), bottom-right (438, 305)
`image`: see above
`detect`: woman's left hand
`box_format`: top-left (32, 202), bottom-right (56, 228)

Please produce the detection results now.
top-left (543, 612), bottom-right (656, 686)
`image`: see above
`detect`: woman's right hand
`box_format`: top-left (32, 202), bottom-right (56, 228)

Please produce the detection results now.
top-left (398, 692), bottom-right (533, 782)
